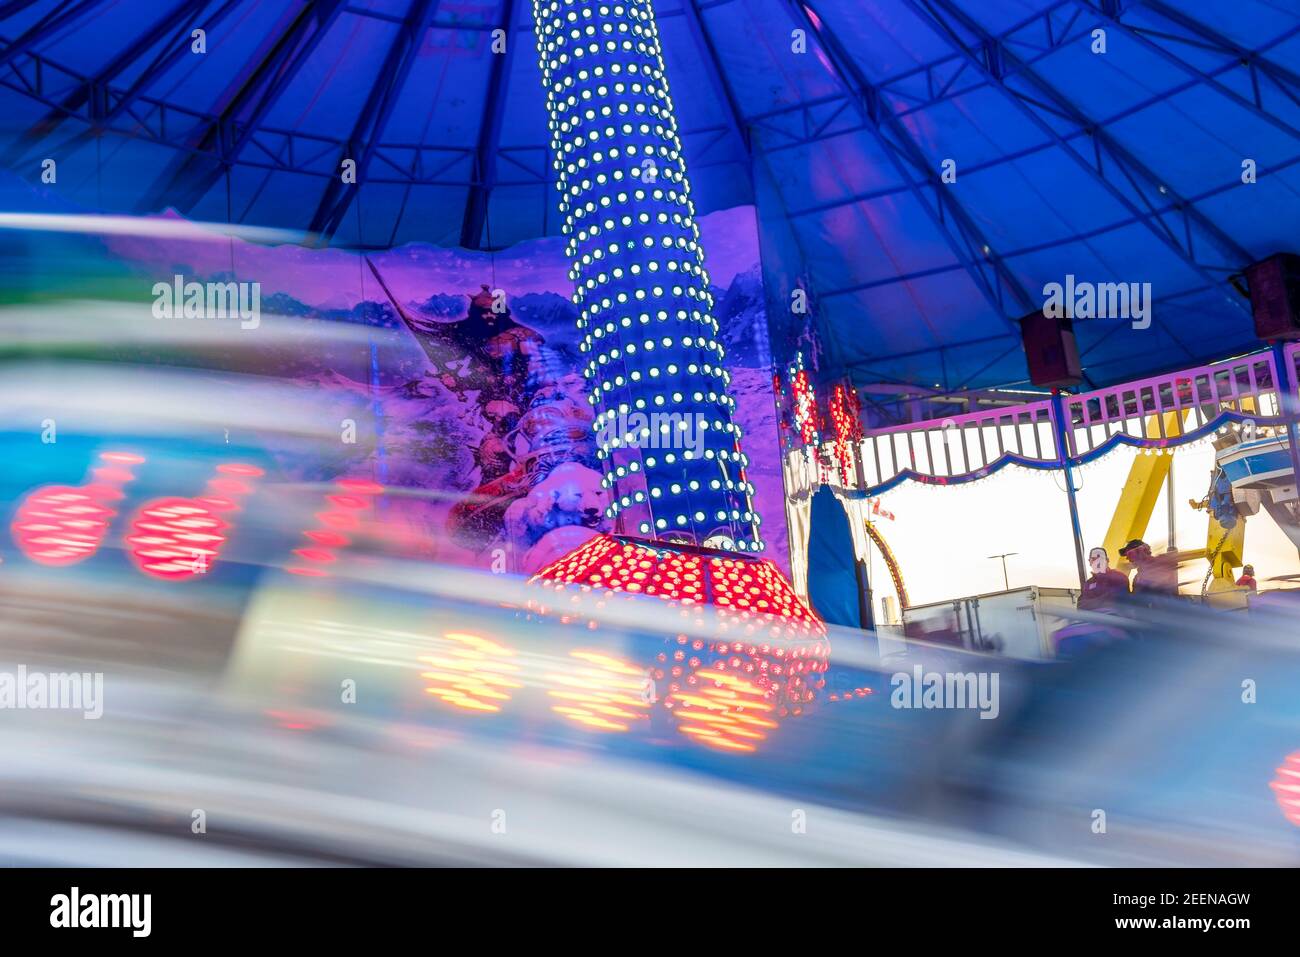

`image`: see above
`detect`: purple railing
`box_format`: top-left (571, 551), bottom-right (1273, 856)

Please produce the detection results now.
top-left (786, 346), bottom-right (1300, 499)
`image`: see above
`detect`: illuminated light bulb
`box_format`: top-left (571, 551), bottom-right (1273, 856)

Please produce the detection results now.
top-left (11, 450), bottom-right (146, 566)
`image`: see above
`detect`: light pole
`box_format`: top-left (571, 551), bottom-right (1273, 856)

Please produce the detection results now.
top-left (987, 551), bottom-right (1018, 591)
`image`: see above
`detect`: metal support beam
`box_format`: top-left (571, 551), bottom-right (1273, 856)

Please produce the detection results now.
top-left (10, 0), bottom-right (209, 152)
top-left (0, 41), bottom-right (741, 190)
top-left (0, 0), bottom-right (49, 17)
top-left (1069, 0), bottom-right (1300, 142)
top-left (1135, 0), bottom-right (1300, 95)
top-left (135, 0), bottom-right (345, 215)
top-left (902, 0), bottom-right (1255, 318)
top-left (31, 0), bottom-right (245, 169)
top-left (676, 0), bottom-right (837, 389)
top-left (0, 0), bottom-right (103, 72)
top-left (1051, 390), bottom-right (1089, 588)
top-left (679, 0), bottom-right (752, 168)
top-left (307, 0), bottom-right (440, 243)
top-left (783, 0), bottom-right (1037, 336)
top-left (460, 0), bottom-right (517, 249)
top-left (1271, 342), bottom-right (1300, 507)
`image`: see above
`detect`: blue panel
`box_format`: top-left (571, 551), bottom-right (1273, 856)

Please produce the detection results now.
top-left (806, 487), bottom-right (863, 628)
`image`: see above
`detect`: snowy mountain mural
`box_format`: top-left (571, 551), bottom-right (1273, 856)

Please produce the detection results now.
top-left (48, 193), bottom-right (791, 574)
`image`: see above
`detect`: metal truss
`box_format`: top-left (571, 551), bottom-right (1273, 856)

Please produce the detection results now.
top-left (306, 0), bottom-right (442, 242)
top-left (458, 0), bottom-right (516, 248)
top-left (899, 0), bottom-right (1255, 319)
top-left (0, 30), bottom-right (740, 234)
top-left (762, 2), bottom-right (1299, 220)
top-left (133, 0), bottom-right (349, 215)
top-left (8, 0), bottom-right (212, 154)
top-left (0, 0), bottom-right (103, 73)
top-left (0, 0), bottom-right (1103, 245)
top-left (680, 0), bottom-right (753, 174)
top-left (783, 0), bottom-right (1037, 334)
top-left (1073, 0), bottom-right (1300, 142)
top-left (747, 0), bottom-right (1088, 156)
top-left (0, 0), bottom-right (1291, 278)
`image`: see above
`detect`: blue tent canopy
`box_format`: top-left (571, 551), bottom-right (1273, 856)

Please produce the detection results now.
top-left (2, 0), bottom-right (1297, 392)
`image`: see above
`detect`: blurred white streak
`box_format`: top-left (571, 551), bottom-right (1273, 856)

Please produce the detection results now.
top-left (0, 686), bottom-right (1084, 867)
top-left (0, 359), bottom-right (360, 442)
top-left (0, 300), bottom-right (381, 349)
top-left (0, 212), bottom-right (308, 245)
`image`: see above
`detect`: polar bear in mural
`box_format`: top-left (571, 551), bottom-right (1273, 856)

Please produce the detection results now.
top-left (505, 461), bottom-right (610, 574)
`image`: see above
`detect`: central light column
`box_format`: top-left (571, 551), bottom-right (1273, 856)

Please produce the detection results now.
top-left (532, 0), bottom-right (762, 552)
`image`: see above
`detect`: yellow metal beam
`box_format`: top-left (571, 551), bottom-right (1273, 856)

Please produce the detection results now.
top-left (1101, 405), bottom-right (1253, 605)
top-left (1102, 410), bottom-right (1185, 563)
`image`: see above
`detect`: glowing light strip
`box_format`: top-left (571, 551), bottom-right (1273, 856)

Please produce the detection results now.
top-left (0, 212), bottom-right (305, 244)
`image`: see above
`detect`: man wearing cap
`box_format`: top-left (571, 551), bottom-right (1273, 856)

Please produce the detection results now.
top-left (1119, 538), bottom-right (1181, 603)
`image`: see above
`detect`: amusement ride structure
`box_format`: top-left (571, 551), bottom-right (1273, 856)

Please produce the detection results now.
top-left (522, 0), bottom-right (829, 730)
